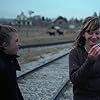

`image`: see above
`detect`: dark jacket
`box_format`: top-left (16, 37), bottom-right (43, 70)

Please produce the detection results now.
top-left (0, 51), bottom-right (24, 100)
top-left (69, 47), bottom-right (100, 96)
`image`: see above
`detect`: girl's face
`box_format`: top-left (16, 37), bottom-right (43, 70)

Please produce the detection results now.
top-left (4, 33), bottom-right (21, 55)
top-left (84, 28), bottom-right (100, 47)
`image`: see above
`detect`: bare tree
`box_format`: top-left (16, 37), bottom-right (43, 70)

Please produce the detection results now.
top-left (93, 12), bottom-right (98, 17)
top-left (28, 10), bottom-right (34, 18)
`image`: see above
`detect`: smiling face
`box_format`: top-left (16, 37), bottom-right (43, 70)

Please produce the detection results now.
top-left (84, 28), bottom-right (100, 47)
top-left (4, 32), bottom-right (21, 55)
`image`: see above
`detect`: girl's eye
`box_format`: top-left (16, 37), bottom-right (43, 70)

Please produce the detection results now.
top-left (16, 39), bottom-right (18, 42)
top-left (88, 31), bottom-right (100, 35)
top-left (95, 32), bottom-right (100, 35)
top-left (88, 32), bottom-right (93, 35)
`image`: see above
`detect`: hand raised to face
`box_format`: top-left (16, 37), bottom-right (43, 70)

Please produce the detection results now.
top-left (88, 44), bottom-right (100, 60)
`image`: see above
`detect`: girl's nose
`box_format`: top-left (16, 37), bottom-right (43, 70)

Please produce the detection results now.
top-left (92, 33), bottom-right (97, 38)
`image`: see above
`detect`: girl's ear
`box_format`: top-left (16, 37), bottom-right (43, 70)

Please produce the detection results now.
top-left (2, 42), bottom-right (8, 49)
top-left (0, 42), bottom-right (7, 50)
top-left (82, 33), bottom-right (85, 37)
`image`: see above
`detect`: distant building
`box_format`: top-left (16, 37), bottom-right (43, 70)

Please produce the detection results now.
top-left (69, 24), bottom-right (75, 29)
top-left (53, 16), bottom-right (68, 29)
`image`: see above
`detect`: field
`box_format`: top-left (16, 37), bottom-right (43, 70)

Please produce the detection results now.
top-left (16, 26), bottom-right (77, 45)
top-left (15, 26), bottom-right (77, 64)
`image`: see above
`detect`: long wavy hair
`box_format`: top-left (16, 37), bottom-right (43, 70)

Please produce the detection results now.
top-left (75, 16), bottom-right (100, 47)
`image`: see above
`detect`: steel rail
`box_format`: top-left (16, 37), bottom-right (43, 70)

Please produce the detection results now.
top-left (20, 40), bottom-right (74, 49)
top-left (51, 79), bottom-right (70, 100)
top-left (17, 51), bottom-right (70, 80)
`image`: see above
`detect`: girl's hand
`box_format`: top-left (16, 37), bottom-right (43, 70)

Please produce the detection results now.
top-left (88, 44), bottom-right (100, 60)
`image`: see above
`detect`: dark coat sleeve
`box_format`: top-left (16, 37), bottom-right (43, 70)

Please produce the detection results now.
top-left (0, 59), bottom-right (6, 81)
top-left (69, 48), bottom-right (95, 87)
top-left (16, 83), bottom-right (24, 100)
top-left (0, 59), bottom-right (8, 99)
top-left (0, 58), bottom-right (24, 100)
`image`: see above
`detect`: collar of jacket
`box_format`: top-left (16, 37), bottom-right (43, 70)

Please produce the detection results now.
top-left (0, 51), bottom-right (19, 59)
top-left (0, 51), bottom-right (21, 71)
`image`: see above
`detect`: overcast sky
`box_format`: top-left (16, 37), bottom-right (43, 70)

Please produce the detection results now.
top-left (0, 0), bottom-right (100, 19)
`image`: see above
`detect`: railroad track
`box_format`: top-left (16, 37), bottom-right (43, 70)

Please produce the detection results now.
top-left (17, 48), bottom-right (71, 79)
top-left (51, 80), bottom-right (73, 100)
top-left (17, 48), bottom-right (73, 100)
top-left (51, 79), bottom-right (70, 100)
top-left (20, 40), bottom-right (74, 49)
